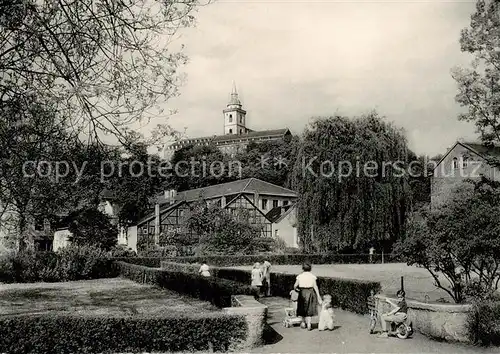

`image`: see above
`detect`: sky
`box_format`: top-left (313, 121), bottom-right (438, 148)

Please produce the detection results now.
top-left (142, 0), bottom-right (481, 157)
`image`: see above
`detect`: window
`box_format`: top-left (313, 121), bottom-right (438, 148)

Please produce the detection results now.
top-left (240, 129), bottom-right (242, 134)
top-left (273, 200), bottom-right (279, 208)
top-left (229, 114), bottom-right (232, 122)
top-left (261, 199), bottom-right (268, 210)
top-left (462, 156), bottom-right (469, 168)
top-left (283, 200), bottom-right (289, 206)
top-left (229, 129), bottom-right (232, 134)
top-left (274, 229), bottom-right (279, 238)
top-left (452, 157), bottom-right (459, 169)
top-left (240, 116), bottom-right (243, 123)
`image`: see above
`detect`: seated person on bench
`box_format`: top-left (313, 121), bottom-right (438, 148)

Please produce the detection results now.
top-left (378, 290), bottom-right (408, 338)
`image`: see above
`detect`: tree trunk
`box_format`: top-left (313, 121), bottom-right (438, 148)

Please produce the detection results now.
top-left (17, 212), bottom-right (34, 252)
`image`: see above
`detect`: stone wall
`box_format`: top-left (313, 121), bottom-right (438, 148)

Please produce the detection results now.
top-left (375, 294), bottom-right (470, 343)
top-left (223, 295), bottom-right (268, 349)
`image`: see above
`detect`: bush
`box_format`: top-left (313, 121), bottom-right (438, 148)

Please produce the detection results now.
top-left (139, 245), bottom-right (178, 257)
top-left (0, 245), bottom-right (116, 283)
top-left (0, 312), bottom-right (247, 354)
top-left (466, 301), bottom-right (500, 346)
top-left (57, 245), bottom-right (116, 281)
top-left (109, 244), bottom-right (137, 258)
top-left (115, 261), bottom-right (256, 308)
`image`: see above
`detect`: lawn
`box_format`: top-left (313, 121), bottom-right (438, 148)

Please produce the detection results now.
top-left (230, 263), bottom-right (454, 303)
top-left (0, 278), bottom-right (219, 317)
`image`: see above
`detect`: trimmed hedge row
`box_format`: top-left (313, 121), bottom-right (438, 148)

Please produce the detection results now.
top-left (162, 253), bottom-right (400, 267)
top-left (160, 261), bottom-right (381, 314)
top-left (115, 261), bottom-right (257, 308)
top-left (0, 312), bottom-right (247, 354)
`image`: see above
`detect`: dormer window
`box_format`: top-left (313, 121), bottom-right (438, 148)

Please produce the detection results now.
top-left (452, 157), bottom-right (459, 169)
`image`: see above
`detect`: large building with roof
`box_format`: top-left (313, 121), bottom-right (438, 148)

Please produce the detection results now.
top-left (125, 178), bottom-right (299, 255)
top-left (431, 140), bottom-right (500, 206)
top-left (163, 83), bottom-right (292, 158)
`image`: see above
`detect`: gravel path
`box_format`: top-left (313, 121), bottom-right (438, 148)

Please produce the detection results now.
top-left (253, 296), bottom-right (498, 353)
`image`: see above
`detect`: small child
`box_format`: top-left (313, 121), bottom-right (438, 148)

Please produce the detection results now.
top-left (289, 289), bottom-right (299, 314)
top-left (318, 294), bottom-right (335, 331)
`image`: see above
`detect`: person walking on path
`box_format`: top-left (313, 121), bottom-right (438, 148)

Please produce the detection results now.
top-left (294, 262), bottom-right (322, 331)
top-left (251, 262), bottom-right (264, 299)
top-left (262, 260), bottom-right (272, 296)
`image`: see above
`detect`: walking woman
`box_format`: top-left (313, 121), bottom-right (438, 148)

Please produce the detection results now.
top-left (294, 262), bottom-right (322, 330)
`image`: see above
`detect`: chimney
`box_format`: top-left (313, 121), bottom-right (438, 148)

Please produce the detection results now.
top-left (154, 203), bottom-right (160, 244)
top-left (170, 189), bottom-right (177, 205)
top-left (254, 191), bottom-right (259, 208)
top-left (221, 195), bottom-right (226, 208)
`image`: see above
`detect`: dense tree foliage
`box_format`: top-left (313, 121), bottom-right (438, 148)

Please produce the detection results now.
top-left (168, 144), bottom-right (239, 191)
top-left (290, 113), bottom-right (411, 253)
top-left (104, 143), bottom-right (165, 226)
top-left (395, 177), bottom-right (500, 303)
top-left (67, 207), bottom-right (117, 251)
top-left (185, 203), bottom-right (278, 255)
top-left (0, 0), bottom-right (207, 146)
top-left (0, 94), bottom-right (82, 250)
top-left (452, 0), bottom-right (500, 149)
top-left (235, 138), bottom-right (299, 188)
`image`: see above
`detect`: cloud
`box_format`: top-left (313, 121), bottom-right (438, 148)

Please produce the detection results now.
top-left (140, 0), bottom-right (480, 157)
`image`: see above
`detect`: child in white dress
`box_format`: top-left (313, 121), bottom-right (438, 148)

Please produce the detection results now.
top-left (318, 294), bottom-right (335, 331)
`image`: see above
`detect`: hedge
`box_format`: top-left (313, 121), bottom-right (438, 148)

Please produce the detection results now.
top-left (114, 257), bottom-right (162, 268)
top-left (121, 253), bottom-right (400, 268)
top-left (0, 312), bottom-right (247, 354)
top-left (466, 301), bottom-right (500, 346)
top-left (0, 246), bottom-right (118, 283)
top-left (159, 261), bottom-right (381, 314)
top-left (115, 261), bottom-right (256, 308)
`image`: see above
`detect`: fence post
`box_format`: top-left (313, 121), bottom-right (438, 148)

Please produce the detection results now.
top-left (400, 276), bottom-right (404, 292)
top-left (381, 250), bottom-right (384, 264)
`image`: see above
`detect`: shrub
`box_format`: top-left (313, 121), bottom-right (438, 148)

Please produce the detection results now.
top-left (139, 245), bottom-right (178, 257)
top-left (109, 244), bottom-right (137, 258)
top-left (57, 245), bottom-right (116, 281)
top-left (115, 261), bottom-right (256, 308)
top-left (0, 245), bottom-right (116, 283)
top-left (466, 301), bottom-right (500, 346)
top-left (0, 312), bottom-right (248, 354)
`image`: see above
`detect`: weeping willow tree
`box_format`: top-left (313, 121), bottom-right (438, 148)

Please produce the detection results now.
top-left (290, 112), bottom-right (411, 253)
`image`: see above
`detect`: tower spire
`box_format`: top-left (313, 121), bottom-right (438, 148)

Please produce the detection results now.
top-left (228, 81), bottom-right (241, 106)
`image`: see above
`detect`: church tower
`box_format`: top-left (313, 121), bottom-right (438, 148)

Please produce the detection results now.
top-left (223, 82), bottom-right (247, 135)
